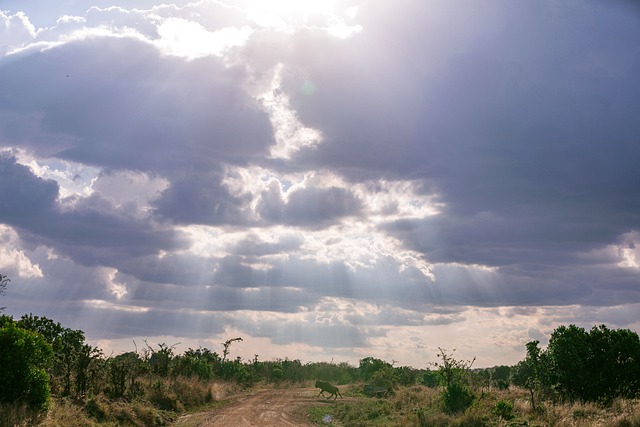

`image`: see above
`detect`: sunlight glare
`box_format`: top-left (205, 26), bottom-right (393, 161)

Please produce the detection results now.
top-left (245, 0), bottom-right (336, 29)
top-left (238, 0), bottom-right (361, 36)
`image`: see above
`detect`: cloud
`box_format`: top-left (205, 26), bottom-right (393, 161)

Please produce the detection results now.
top-left (1, 0), bottom-right (639, 367)
top-left (0, 11), bottom-right (36, 54)
top-left (0, 225), bottom-right (43, 278)
top-left (259, 184), bottom-right (362, 226)
top-left (153, 170), bottom-right (252, 226)
top-left (0, 35), bottom-right (273, 171)
top-left (0, 154), bottom-right (186, 267)
top-left (0, 153), bottom-right (59, 222)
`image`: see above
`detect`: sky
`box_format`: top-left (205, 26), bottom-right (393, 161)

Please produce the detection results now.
top-left (1, 0), bottom-right (639, 368)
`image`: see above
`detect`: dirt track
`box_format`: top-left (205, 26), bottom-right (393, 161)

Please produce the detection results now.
top-left (175, 387), bottom-right (335, 427)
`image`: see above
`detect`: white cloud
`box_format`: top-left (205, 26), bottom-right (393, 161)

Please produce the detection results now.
top-left (14, 151), bottom-right (99, 200)
top-left (97, 267), bottom-right (128, 300)
top-left (91, 170), bottom-right (169, 216)
top-left (259, 64), bottom-right (323, 159)
top-left (155, 17), bottom-right (252, 59)
top-left (615, 231), bottom-right (640, 269)
top-left (0, 11), bottom-right (36, 54)
top-left (0, 225), bottom-right (43, 278)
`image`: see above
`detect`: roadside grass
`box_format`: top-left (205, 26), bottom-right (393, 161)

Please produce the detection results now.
top-left (307, 385), bottom-right (640, 427)
top-left (6, 381), bottom-right (640, 427)
top-left (2, 378), bottom-right (244, 427)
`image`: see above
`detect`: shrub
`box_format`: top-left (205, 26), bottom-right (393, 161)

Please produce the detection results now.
top-left (0, 322), bottom-right (53, 411)
top-left (493, 399), bottom-right (514, 420)
top-left (442, 383), bottom-right (474, 414)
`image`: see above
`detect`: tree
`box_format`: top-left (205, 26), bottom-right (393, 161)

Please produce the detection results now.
top-left (17, 314), bottom-right (87, 396)
top-left (491, 365), bottom-right (511, 390)
top-left (145, 341), bottom-right (177, 377)
top-left (358, 357), bottom-right (392, 382)
top-left (0, 320), bottom-right (53, 410)
top-left (546, 325), bottom-right (590, 402)
top-left (582, 325), bottom-right (640, 402)
top-left (74, 344), bottom-right (103, 397)
top-left (172, 347), bottom-right (217, 380)
top-left (107, 352), bottom-right (143, 398)
top-left (511, 340), bottom-right (546, 409)
top-left (513, 324), bottom-right (640, 405)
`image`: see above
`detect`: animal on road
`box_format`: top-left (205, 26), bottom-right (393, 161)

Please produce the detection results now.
top-left (315, 380), bottom-right (342, 400)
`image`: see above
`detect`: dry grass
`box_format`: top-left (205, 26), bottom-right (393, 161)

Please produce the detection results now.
top-left (309, 386), bottom-right (640, 427)
top-left (5, 383), bottom-right (640, 426)
top-left (0, 402), bottom-right (46, 427)
top-left (39, 399), bottom-right (97, 427)
top-left (0, 378), bottom-right (248, 427)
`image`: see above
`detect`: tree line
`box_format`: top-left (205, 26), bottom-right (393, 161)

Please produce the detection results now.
top-left (0, 312), bottom-right (427, 412)
top-left (1, 271), bottom-right (639, 420)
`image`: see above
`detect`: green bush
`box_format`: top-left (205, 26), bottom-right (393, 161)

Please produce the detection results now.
top-left (493, 399), bottom-right (514, 420)
top-left (442, 383), bottom-right (474, 414)
top-left (0, 322), bottom-right (53, 411)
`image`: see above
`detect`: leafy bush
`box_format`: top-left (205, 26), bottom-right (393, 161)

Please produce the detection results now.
top-left (358, 357), bottom-right (393, 383)
top-left (370, 365), bottom-right (397, 392)
top-left (421, 370), bottom-right (439, 388)
top-left (442, 382), bottom-right (474, 414)
top-left (493, 399), bottom-right (514, 420)
top-left (0, 321), bottom-right (53, 410)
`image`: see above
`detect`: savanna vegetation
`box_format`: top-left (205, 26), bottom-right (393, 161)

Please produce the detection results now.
top-left (2, 273), bottom-right (640, 426)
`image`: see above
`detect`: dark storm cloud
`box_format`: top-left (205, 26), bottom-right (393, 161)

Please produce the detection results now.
top-left (118, 253), bottom-right (217, 286)
top-left (152, 170), bottom-right (252, 226)
top-left (0, 153), bottom-right (59, 222)
top-left (270, 0), bottom-right (640, 302)
top-left (0, 35), bottom-right (274, 173)
top-left (0, 25), bottom-right (277, 233)
top-left (0, 154), bottom-right (187, 266)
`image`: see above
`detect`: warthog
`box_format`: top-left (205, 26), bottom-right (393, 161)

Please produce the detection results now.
top-left (315, 380), bottom-right (342, 400)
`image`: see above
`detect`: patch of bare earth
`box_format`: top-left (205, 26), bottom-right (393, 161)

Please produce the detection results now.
top-left (174, 387), bottom-right (334, 427)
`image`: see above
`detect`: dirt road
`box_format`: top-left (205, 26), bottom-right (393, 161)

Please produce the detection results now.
top-left (175, 387), bottom-right (334, 427)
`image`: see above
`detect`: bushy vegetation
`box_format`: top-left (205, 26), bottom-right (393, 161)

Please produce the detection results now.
top-left (0, 319), bottom-right (53, 411)
top-left (511, 324), bottom-right (640, 406)
top-left (1, 273), bottom-right (639, 427)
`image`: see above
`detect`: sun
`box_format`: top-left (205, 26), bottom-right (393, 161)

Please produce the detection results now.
top-left (248, 0), bottom-right (335, 16)
top-left (241, 0), bottom-right (343, 31)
